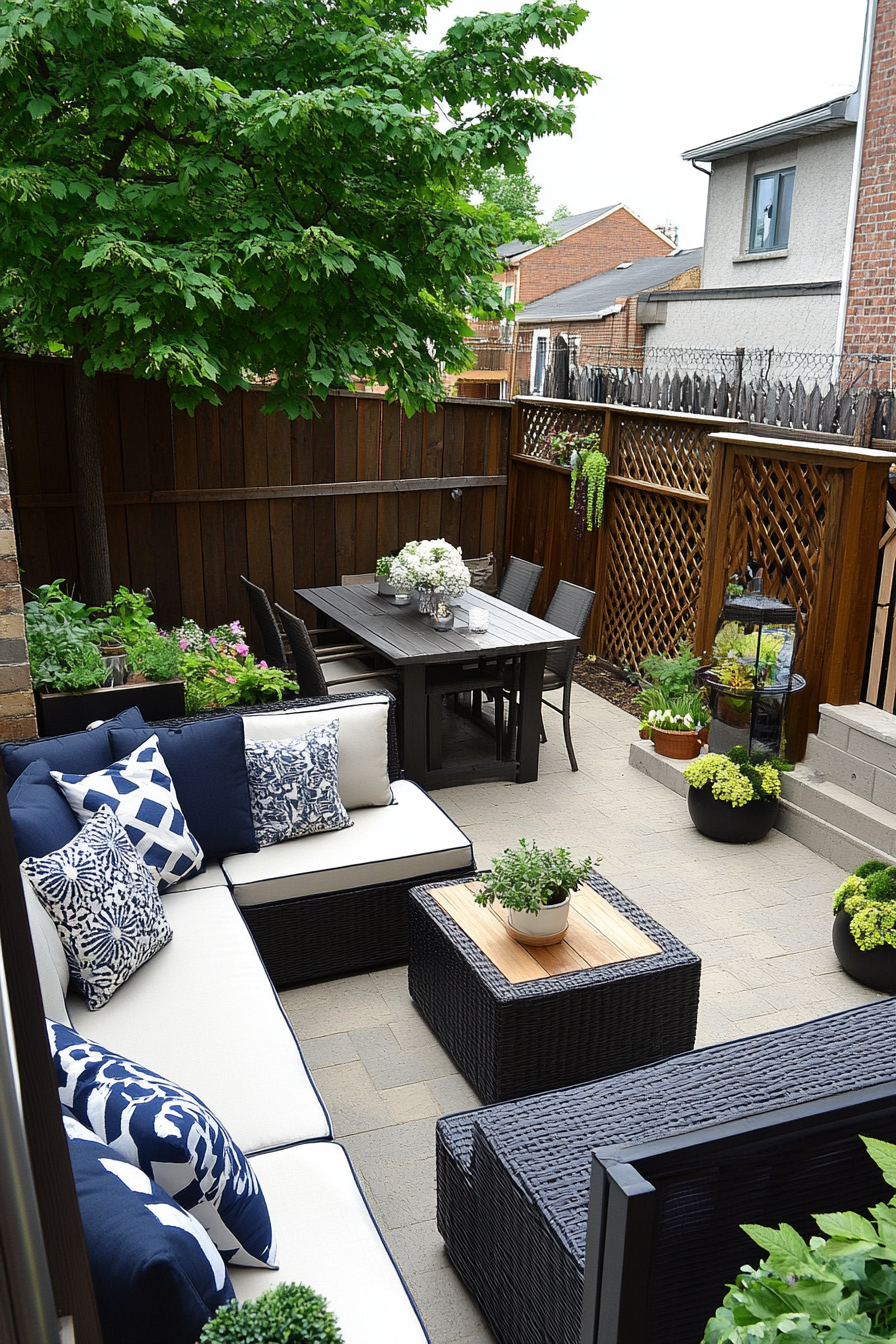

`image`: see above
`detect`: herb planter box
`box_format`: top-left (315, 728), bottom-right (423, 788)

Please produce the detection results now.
top-left (686, 784), bottom-right (778, 843)
top-left (36, 679), bottom-right (186, 737)
top-left (832, 909), bottom-right (896, 994)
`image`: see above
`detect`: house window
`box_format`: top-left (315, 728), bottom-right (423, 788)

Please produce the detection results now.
top-left (749, 168), bottom-right (795, 253)
top-left (530, 329), bottom-right (550, 394)
top-left (504, 284), bottom-right (514, 303)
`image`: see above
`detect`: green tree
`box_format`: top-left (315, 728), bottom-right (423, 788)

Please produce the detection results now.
top-left (479, 166), bottom-right (542, 221)
top-left (0, 0), bottom-right (592, 600)
top-left (550, 203), bottom-right (572, 222)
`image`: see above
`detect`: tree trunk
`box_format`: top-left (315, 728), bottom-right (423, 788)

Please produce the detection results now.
top-left (70, 349), bottom-right (112, 604)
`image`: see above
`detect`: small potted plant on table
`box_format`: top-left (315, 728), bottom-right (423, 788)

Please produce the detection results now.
top-left (683, 746), bottom-right (792, 843)
top-left (831, 860), bottom-right (896, 994)
top-left (375, 555), bottom-right (397, 596)
top-left (474, 840), bottom-right (592, 945)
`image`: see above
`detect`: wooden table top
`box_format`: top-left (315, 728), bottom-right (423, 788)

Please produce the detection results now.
top-left (296, 584), bottom-right (578, 667)
top-left (429, 881), bottom-right (662, 985)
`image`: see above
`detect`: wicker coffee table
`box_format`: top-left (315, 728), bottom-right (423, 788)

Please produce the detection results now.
top-left (408, 875), bottom-right (701, 1103)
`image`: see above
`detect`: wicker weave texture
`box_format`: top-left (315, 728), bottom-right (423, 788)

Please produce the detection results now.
top-left (409, 876), bottom-right (700, 1105)
top-left (436, 997), bottom-right (896, 1344)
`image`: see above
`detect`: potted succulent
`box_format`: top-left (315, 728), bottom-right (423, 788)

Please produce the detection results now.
top-left (474, 840), bottom-right (593, 942)
top-left (682, 747), bottom-right (792, 843)
top-left (200, 1281), bottom-right (343, 1343)
top-left (388, 539), bottom-right (470, 616)
top-left (375, 555), bottom-right (397, 596)
top-left (831, 860), bottom-right (896, 993)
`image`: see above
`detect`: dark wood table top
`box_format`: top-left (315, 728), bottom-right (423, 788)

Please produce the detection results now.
top-left (296, 585), bottom-right (578, 666)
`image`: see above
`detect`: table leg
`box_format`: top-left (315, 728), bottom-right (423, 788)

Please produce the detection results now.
top-left (516, 649), bottom-right (546, 783)
top-left (401, 665), bottom-right (427, 785)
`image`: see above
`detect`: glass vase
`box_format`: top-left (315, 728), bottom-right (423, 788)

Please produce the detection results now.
top-left (416, 586), bottom-right (443, 617)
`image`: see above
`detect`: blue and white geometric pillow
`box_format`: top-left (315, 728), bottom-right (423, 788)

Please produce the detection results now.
top-left (62, 1108), bottom-right (235, 1343)
top-left (23, 809), bottom-right (173, 1010)
top-left (244, 720), bottom-right (352, 847)
top-left (49, 1019), bottom-right (278, 1269)
top-left (52, 735), bottom-right (203, 890)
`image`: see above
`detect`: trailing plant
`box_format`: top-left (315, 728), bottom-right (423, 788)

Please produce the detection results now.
top-left (474, 840), bottom-right (593, 914)
top-left (545, 429), bottom-right (602, 466)
top-left (832, 861), bottom-right (896, 952)
top-left (569, 448), bottom-right (608, 535)
top-left (683, 747), bottom-right (793, 808)
top-left (200, 1281), bottom-right (343, 1343)
top-left (703, 1134), bottom-right (896, 1342)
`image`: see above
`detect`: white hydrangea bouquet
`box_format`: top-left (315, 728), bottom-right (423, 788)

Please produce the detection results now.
top-left (389, 539), bottom-right (471, 601)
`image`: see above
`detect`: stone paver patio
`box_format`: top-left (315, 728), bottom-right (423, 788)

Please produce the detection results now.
top-left (279, 683), bottom-right (884, 1344)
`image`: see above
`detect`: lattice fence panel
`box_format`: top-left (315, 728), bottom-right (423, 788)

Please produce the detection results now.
top-left (599, 487), bottom-right (709, 667)
top-left (616, 416), bottom-right (715, 495)
top-left (520, 402), bottom-right (604, 458)
top-left (723, 456), bottom-right (831, 628)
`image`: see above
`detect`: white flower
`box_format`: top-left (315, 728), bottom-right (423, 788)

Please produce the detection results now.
top-left (389, 540), bottom-right (471, 599)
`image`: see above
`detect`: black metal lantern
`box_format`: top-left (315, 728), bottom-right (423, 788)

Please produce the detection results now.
top-left (697, 593), bottom-right (806, 759)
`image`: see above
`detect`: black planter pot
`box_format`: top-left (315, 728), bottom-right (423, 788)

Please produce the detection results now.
top-left (686, 784), bottom-right (779, 843)
top-left (36, 679), bottom-right (186, 736)
top-left (832, 909), bottom-right (896, 994)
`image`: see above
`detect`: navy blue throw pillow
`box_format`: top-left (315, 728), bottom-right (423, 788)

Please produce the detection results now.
top-left (63, 1109), bottom-right (235, 1344)
top-left (109, 716), bottom-right (257, 860)
top-left (7, 759), bottom-right (79, 860)
top-left (0, 706), bottom-right (146, 784)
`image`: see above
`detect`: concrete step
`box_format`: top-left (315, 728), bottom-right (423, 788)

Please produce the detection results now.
top-left (781, 767), bottom-right (896, 858)
top-left (628, 739), bottom-right (689, 797)
top-left (817, 703), bottom-right (896, 778)
top-left (776, 797), bottom-right (894, 872)
top-left (801, 735), bottom-right (896, 811)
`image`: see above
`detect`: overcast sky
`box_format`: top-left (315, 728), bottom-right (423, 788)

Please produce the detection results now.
top-left (423, 0), bottom-right (868, 247)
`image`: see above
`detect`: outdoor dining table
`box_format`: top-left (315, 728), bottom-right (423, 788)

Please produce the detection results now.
top-left (295, 584), bottom-right (579, 790)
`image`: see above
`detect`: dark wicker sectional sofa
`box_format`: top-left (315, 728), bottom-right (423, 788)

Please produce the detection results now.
top-left (436, 997), bottom-right (896, 1344)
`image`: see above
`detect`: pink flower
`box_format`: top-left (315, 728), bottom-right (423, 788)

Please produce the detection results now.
top-left (208, 635), bottom-right (217, 645)
top-left (230, 620), bottom-right (242, 634)
top-left (235, 642), bottom-right (248, 656)
top-left (258, 660), bottom-right (268, 669)
top-left (225, 675), bottom-right (237, 684)
top-left (179, 638), bottom-right (189, 651)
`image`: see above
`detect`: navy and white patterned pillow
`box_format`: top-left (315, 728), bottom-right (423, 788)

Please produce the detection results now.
top-left (244, 720), bottom-right (352, 847)
top-left (23, 808), bottom-right (172, 1010)
top-left (50, 1019), bottom-right (277, 1269)
top-left (52, 735), bottom-right (203, 889)
top-left (62, 1109), bottom-right (235, 1344)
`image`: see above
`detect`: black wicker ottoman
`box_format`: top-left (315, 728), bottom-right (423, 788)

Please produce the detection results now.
top-left (435, 998), bottom-right (896, 1344)
top-left (408, 875), bottom-right (701, 1104)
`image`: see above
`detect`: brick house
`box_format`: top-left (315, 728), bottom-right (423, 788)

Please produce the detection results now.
top-left (515, 249), bottom-right (702, 395)
top-left (455, 205), bottom-right (675, 398)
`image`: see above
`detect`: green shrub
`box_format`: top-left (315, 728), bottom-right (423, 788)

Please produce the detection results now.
top-left (832, 862), bottom-right (896, 951)
top-left (638, 642), bottom-right (702, 700)
top-left (200, 1282), bottom-right (343, 1343)
top-left (865, 866), bottom-right (896, 904)
top-left (854, 860), bottom-right (888, 880)
top-left (128, 632), bottom-right (182, 682)
top-left (683, 749), bottom-right (792, 808)
top-left (703, 1135), bottom-right (896, 1342)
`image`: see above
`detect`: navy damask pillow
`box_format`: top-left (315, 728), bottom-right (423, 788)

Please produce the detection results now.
top-left (23, 808), bottom-right (172, 1010)
top-left (63, 1108), bottom-right (234, 1344)
top-left (50, 1019), bottom-right (277, 1269)
top-left (0, 705), bottom-right (146, 783)
top-left (7, 758), bottom-right (79, 861)
top-left (244, 720), bottom-right (352, 847)
top-left (109, 716), bottom-right (257, 860)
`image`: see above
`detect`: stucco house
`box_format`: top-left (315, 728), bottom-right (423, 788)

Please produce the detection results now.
top-left (642, 95), bottom-right (858, 378)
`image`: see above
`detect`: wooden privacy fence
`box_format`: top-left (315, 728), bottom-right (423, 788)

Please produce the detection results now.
top-left (507, 397), bottom-right (891, 757)
top-left (0, 356), bottom-right (510, 639)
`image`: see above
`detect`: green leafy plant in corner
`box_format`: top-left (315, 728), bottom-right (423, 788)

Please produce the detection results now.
top-left (24, 580), bottom-right (108, 692)
top-left (474, 840), bottom-right (594, 915)
top-left (200, 1281), bottom-right (343, 1343)
top-left (683, 747), bottom-right (792, 808)
top-left (832, 860), bottom-right (896, 952)
top-left (703, 1135), bottom-right (896, 1342)
top-left (637, 642), bottom-right (702, 703)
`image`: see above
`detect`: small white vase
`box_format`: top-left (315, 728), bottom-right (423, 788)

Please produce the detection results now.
top-left (506, 896), bottom-right (570, 938)
top-left (377, 577), bottom-right (396, 596)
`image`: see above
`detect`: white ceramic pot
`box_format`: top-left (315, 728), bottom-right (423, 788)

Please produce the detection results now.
top-left (377, 577), bottom-right (397, 596)
top-left (506, 895), bottom-right (570, 938)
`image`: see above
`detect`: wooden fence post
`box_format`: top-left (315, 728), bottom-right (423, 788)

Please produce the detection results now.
top-left (693, 438), bottom-right (735, 660)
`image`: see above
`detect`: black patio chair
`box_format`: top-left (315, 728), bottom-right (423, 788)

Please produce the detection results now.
top-left (496, 556), bottom-right (543, 613)
top-left (275, 604), bottom-right (395, 698)
top-left (240, 574), bottom-right (289, 669)
top-left (540, 580), bottom-right (596, 772)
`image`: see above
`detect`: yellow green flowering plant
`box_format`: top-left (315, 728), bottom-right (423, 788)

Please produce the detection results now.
top-left (683, 746), bottom-right (792, 808)
top-left (832, 860), bottom-right (896, 952)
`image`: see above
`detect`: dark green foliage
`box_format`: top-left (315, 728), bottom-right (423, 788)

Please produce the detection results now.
top-left (24, 579), bottom-right (108, 692)
top-left (474, 839), bottom-right (593, 914)
top-left (639, 642), bottom-right (702, 699)
top-left (97, 587), bottom-right (158, 648)
top-left (127, 632), bottom-right (182, 682)
top-left (855, 860), bottom-right (889, 880)
top-left (703, 1136), bottom-right (896, 1342)
top-left (865, 866), bottom-right (896, 904)
top-left (0, 0), bottom-right (592, 416)
top-left (200, 1283), bottom-right (343, 1344)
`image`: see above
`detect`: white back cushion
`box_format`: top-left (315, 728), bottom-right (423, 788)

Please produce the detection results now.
top-left (20, 869), bottom-right (70, 1025)
top-left (241, 697), bottom-right (392, 811)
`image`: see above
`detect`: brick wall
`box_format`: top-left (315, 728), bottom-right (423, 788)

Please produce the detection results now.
top-left (0, 415), bottom-right (36, 740)
top-left (843, 0), bottom-right (896, 361)
top-left (517, 209), bottom-right (672, 305)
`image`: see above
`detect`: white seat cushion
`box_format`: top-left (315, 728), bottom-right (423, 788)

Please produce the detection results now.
top-left (241, 696), bottom-right (393, 810)
top-left (230, 1143), bottom-right (428, 1344)
top-left (172, 861), bottom-right (226, 892)
top-left (21, 870), bottom-right (70, 1025)
top-left (67, 884), bottom-right (330, 1153)
top-left (322, 659), bottom-right (395, 697)
top-left (222, 779), bottom-right (473, 907)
